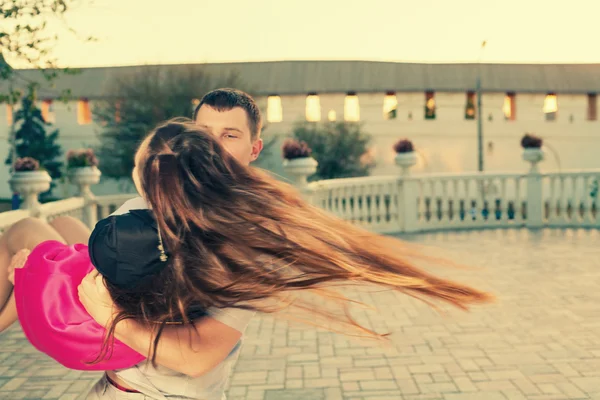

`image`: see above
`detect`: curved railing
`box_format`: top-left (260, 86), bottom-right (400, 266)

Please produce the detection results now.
top-left (0, 193), bottom-right (137, 233)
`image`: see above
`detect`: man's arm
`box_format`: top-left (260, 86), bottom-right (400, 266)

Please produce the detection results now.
top-left (79, 271), bottom-right (255, 376)
top-left (113, 313), bottom-right (248, 377)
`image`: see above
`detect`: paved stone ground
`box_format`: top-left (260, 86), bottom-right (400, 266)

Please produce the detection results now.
top-left (1, 228), bottom-right (599, 399)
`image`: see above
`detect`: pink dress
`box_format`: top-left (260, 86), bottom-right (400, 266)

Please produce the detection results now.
top-left (14, 240), bottom-right (146, 371)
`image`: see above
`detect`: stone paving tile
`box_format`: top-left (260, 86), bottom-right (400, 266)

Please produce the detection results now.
top-left (1, 229), bottom-right (599, 399)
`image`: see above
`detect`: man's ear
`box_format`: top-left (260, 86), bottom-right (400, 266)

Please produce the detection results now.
top-left (250, 138), bottom-right (264, 162)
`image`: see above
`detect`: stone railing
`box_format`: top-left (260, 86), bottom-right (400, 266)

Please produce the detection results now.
top-left (1, 148), bottom-right (599, 235)
top-left (306, 149), bottom-right (599, 234)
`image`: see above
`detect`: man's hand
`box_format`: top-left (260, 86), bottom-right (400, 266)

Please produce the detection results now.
top-left (77, 270), bottom-right (119, 328)
top-left (7, 249), bottom-right (30, 285)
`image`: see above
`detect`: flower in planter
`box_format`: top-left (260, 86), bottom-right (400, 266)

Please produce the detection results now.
top-left (521, 133), bottom-right (543, 149)
top-left (393, 139), bottom-right (414, 153)
top-left (67, 148), bottom-right (99, 169)
top-left (282, 139), bottom-right (312, 160)
top-left (14, 157), bottom-right (41, 172)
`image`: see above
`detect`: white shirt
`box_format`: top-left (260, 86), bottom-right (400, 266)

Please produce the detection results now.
top-left (110, 197), bottom-right (254, 399)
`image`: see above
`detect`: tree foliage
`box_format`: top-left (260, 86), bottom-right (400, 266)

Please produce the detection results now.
top-left (94, 66), bottom-right (250, 179)
top-left (292, 121), bottom-right (373, 180)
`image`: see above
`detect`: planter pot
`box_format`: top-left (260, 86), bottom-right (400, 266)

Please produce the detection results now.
top-left (283, 157), bottom-right (318, 186)
top-left (9, 170), bottom-right (52, 210)
top-left (68, 166), bottom-right (101, 194)
top-left (522, 148), bottom-right (544, 172)
top-left (395, 152), bottom-right (417, 175)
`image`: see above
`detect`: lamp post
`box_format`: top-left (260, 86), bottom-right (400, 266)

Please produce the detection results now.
top-left (476, 40), bottom-right (487, 172)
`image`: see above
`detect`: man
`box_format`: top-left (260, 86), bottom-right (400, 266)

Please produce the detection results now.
top-left (79, 88), bottom-right (265, 399)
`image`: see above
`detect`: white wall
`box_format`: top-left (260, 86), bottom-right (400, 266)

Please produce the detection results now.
top-left (263, 92), bottom-right (600, 179)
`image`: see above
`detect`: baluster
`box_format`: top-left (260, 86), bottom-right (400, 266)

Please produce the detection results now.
top-left (369, 184), bottom-right (380, 228)
top-left (349, 185), bottom-right (357, 223)
top-left (389, 180), bottom-right (400, 228)
top-left (594, 175), bottom-right (600, 228)
top-left (500, 178), bottom-right (508, 225)
top-left (558, 176), bottom-right (566, 225)
top-left (434, 180), bottom-right (441, 226)
top-left (584, 176), bottom-right (595, 226)
top-left (514, 177), bottom-right (521, 224)
top-left (328, 188), bottom-right (336, 217)
top-left (339, 186), bottom-right (348, 222)
top-left (359, 184), bottom-right (369, 227)
top-left (479, 177), bottom-right (488, 228)
top-left (451, 179), bottom-right (459, 226)
top-left (570, 176), bottom-right (579, 225)
top-left (374, 183), bottom-right (385, 228)
top-left (547, 177), bottom-right (556, 225)
top-left (415, 180), bottom-right (425, 227)
top-left (440, 180), bottom-right (449, 227)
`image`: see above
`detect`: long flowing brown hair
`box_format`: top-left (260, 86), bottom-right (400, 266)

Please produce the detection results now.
top-left (100, 119), bottom-right (492, 364)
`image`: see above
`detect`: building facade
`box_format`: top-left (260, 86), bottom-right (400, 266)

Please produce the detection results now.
top-left (1, 61), bottom-right (599, 198)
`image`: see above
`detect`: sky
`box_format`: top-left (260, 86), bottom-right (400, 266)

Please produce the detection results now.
top-left (13, 0), bottom-right (600, 68)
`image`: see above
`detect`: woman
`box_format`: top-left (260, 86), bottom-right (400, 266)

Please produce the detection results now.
top-left (1, 119), bottom-right (492, 399)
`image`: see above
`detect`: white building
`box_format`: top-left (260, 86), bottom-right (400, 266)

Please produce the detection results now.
top-left (1, 60), bottom-right (599, 198)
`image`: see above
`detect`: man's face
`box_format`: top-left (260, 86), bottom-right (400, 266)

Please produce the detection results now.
top-left (195, 105), bottom-right (263, 166)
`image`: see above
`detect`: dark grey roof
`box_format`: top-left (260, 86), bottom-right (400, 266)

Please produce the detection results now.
top-left (3, 60), bottom-right (600, 99)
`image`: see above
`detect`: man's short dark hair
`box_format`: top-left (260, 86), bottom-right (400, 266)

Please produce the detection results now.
top-left (193, 88), bottom-right (262, 140)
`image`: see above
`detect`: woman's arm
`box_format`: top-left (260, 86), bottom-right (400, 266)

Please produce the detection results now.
top-left (78, 271), bottom-right (254, 377)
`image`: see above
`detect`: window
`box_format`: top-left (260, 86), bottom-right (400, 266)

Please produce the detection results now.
top-left (383, 92), bottom-right (397, 120)
top-left (503, 92), bottom-right (516, 121)
top-left (425, 91), bottom-right (436, 119)
top-left (6, 104), bottom-right (13, 126)
top-left (41, 99), bottom-right (55, 123)
top-left (344, 93), bottom-right (360, 122)
top-left (77, 99), bottom-right (92, 125)
top-left (543, 93), bottom-right (557, 121)
top-left (465, 92), bottom-right (476, 120)
top-left (267, 95), bottom-right (283, 123)
top-left (327, 110), bottom-right (337, 121)
top-left (305, 94), bottom-right (321, 122)
top-left (587, 93), bottom-right (597, 121)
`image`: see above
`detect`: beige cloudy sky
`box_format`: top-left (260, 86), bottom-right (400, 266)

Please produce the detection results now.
top-left (20, 0), bottom-right (600, 67)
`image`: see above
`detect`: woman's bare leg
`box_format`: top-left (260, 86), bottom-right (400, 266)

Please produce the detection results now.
top-left (0, 218), bottom-right (67, 332)
top-left (49, 216), bottom-right (92, 245)
top-left (0, 235), bottom-right (14, 311)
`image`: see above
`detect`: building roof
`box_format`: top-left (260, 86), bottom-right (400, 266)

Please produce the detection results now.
top-left (4, 60), bottom-right (600, 99)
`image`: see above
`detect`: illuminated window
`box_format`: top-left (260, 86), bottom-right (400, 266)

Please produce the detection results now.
top-left (543, 93), bottom-right (557, 121)
top-left (425, 91), bottom-right (436, 119)
top-left (503, 92), bottom-right (516, 121)
top-left (77, 99), bottom-right (92, 125)
top-left (267, 95), bottom-right (283, 123)
top-left (6, 104), bottom-right (13, 126)
top-left (327, 110), bottom-right (336, 121)
top-left (425, 92), bottom-right (435, 119)
top-left (305, 94), bottom-right (321, 122)
top-left (41, 99), bottom-right (55, 123)
top-left (465, 92), bottom-right (476, 120)
top-left (587, 93), bottom-right (597, 121)
top-left (383, 92), bottom-right (397, 120)
top-left (344, 93), bottom-right (360, 122)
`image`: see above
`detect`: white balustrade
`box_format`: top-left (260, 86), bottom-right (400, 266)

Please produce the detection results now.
top-left (2, 167), bottom-right (600, 235)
